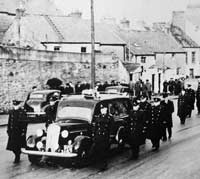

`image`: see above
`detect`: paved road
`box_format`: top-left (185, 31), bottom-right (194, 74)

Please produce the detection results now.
top-left (1, 99), bottom-right (200, 179)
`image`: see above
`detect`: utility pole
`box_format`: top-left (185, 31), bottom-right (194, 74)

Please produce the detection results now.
top-left (91, 0), bottom-right (95, 89)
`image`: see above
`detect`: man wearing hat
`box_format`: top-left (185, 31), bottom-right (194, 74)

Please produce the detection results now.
top-left (91, 104), bottom-right (113, 171)
top-left (147, 97), bottom-right (165, 151)
top-left (44, 96), bottom-right (59, 128)
top-left (185, 84), bottom-right (195, 117)
top-left (6, 100), bottom-right (27, 163)
top-left (161, 93), bottom-right (174, 140)
top-left (126, 99), bottom-right (149, 159)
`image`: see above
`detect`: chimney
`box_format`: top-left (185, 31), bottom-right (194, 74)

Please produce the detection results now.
top-left (120, 18), bottom-right (130, 29)
top-left (171, 11), bottom-right (185, 31)
top-left (68, 10), bottom-right (82, 19)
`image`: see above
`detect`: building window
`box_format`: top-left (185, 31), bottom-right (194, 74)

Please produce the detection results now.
top-left (54, 46), bottom-right (61, 51)
top-left (189, 68), bottom-right (194, 78)
top-left (192, 51), bottom-right (196, 63)
top-left (81, 47), bottom-right (87, 53)
top-left (141, 56), bottom-right (146, 63)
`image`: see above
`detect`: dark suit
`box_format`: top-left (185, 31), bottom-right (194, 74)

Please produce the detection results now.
top-left (177, 93), bottom-right (188, 124)
top-left (161, 100), bottom-right (174, 139)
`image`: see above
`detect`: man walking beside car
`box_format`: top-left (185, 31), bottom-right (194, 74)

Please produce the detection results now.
top-left (6, 100), bottom-right (27, 163)
top-left (127, 99), bottom-right (149, 159)
top-left (91, 104), bottom-right (113, 171)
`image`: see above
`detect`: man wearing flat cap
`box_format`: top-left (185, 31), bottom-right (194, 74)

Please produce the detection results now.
top-left (185, 84), bottom-right (195, 118)
top-left (6, 100), bottom-right (27, 163)
top-left (161, 93), bottom-right (174, 140)
top-left (147, 97), bottom-right (165, 151)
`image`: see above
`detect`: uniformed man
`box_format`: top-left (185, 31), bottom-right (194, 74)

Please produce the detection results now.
top-left (44, 96), bottom-right (58, 128)
top-left (6, 100), bottom-right (27, 163)
top-left (126, 99), bottom-right (149, 159)
top-left (196, 82), bottom-right (200, 114)
top-left (185, 84), bottom-right (195, 117)
top-left (91, 104), bottom-right (113, 171)
top-left (177, 89), bottom-right (188, 125)
top-left (147, 97), bottom-right (164, 151)
top-left (161, 93), bottom-right (174, 141)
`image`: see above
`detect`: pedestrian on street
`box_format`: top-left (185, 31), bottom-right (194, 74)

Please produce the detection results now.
top-left (6, 100), bottom-right (27, 163)
top-left (145, 79), bottom-right (152, 100)
top-left (163, 80), bottom-right (168, 93)
top-left (196, 82), bottom-right (200, 114)
top-left (185, 84), bottom-right (195, 118)
top-left (147, 97), bottom-right (165, 151)
top-left (44, 96), bottom-right (58, 128)
top-left (126, 99), bottom-right (149, 159)
top-left (177, 89), bottom-right (188, 125)
top-left (91, 104), bottom-right (113, 171)
top-left (161, 93), bottom-right (174, 141)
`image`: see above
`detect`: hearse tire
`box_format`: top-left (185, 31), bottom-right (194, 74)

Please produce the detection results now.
top-left (28, 155), bottom-right (42, 164)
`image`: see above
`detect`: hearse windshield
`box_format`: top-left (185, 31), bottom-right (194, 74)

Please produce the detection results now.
top-left (56, 100), bottom-right (95, 122)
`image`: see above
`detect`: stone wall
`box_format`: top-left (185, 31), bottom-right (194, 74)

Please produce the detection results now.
top-left (0, 46), bottom-right (118, 111)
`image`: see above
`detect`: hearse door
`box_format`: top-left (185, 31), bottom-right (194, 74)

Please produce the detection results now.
top-left (109, 99), bottom-right (129, 141)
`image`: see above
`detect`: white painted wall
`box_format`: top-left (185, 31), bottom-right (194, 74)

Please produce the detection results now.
top-left (43, 43), bottom-right (100, 53)
top-left (184, 47), bottom-right (200, 77)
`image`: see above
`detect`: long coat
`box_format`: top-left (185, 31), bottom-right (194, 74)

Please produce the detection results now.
top-left (185, 88), bottom-right (195, 110)
top-left (177, 93), bottom-right (189, 118)
top-left (147, 104), bottom-right (165, 141)
top-left (196, 86), bottom-right (200, 111)
top-left (161, 100), bottom-right (174, 127)
top-left (6, 108), bottom-right (27, 152)
top-left (127, 108), bottom-right (150, 146)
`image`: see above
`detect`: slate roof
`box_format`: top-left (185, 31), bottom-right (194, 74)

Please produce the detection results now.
top-left (43, 16), bottom-right (126, 44)
top-left (117, 29), bottom-right (184, 55)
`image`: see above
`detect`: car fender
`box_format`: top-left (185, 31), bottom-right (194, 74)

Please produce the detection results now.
top-left (115, 126), bottom-right (125, 143)
top-left (73, 135), bottom-right (92, 152)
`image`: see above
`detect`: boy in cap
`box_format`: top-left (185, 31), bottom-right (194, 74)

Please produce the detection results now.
top-left (161, 93), bottom-right (174, 140)
top-left (6, 100), bottom-right (27, 163)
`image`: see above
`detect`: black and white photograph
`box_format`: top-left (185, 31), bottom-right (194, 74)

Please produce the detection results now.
top-left (1, 0), bottom-right (200, 178)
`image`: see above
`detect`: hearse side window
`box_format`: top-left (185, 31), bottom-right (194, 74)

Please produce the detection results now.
top-left (110, 100), bottom-right (128, 118)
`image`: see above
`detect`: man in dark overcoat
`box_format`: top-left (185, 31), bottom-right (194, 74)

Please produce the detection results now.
top-left (185, 84), bottom-right (195, 117)
top-left (161, 93), bottom-right (174, 140)
top-left (6, 100), bottom-right (27, 163)
top-left (44, 96), bottom-right (58, 128)
top-left (126, 99), bottom-right (149, 159)
top-left (147, 97), bottom-right (165, 151)
top-left (177, 89), bottom-right (188, 125)
top-left (196, 82), bottom-right (200, 114)
top-left (91, 104), bottom-right (113, 171)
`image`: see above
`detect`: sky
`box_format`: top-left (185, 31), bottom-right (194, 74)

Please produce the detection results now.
top-left (54, 0), bottom-right (196, 24)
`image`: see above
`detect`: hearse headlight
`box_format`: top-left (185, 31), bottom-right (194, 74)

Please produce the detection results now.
top-left (36, 129), bottom-right (44, 137)
top-left (36, 141), bottom-right (43, 150)
top-left (61, 130), bottom-right (69, 138)
top-left (27, 136), bottom-right (35, 148)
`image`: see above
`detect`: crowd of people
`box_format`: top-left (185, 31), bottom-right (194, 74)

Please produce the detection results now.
top-left (5, 77), bottom-right (200, 170)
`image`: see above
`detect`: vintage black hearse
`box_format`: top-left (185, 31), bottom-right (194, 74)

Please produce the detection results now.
top-left (22, 91), bottom-right (132, 164)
